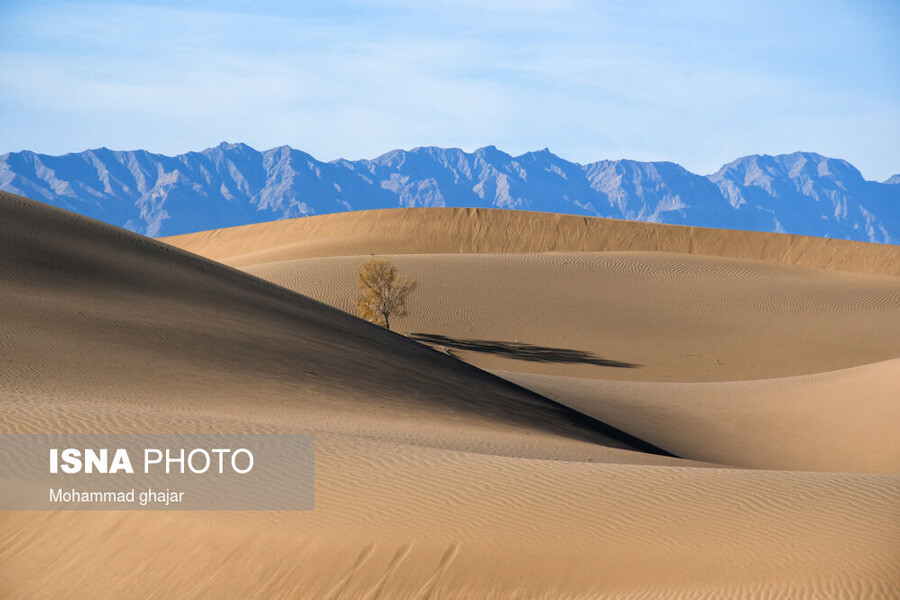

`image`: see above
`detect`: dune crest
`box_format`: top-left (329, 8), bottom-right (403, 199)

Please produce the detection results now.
top-left (162, 206), bottom-right (900, 275)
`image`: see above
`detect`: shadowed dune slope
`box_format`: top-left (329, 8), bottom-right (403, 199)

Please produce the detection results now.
top-left (3, 193), bottom-right (900, 598)
top-left (0, 191), bottom-right (656, 454)
top-left (162, 206), bottom-right (900, 275)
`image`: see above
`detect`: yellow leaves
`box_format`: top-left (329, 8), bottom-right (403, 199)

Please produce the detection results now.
top-left (354, 258), bottom-right (417, 330)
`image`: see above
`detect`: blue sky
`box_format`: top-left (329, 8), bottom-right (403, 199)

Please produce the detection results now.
top-left (1, 0), bottom-right (898, 179)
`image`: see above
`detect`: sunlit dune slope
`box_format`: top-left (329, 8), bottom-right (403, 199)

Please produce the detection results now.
top-left (161, 206), bottom-right (900, 275)
top-left (237, 252), bottom-right (900, 383)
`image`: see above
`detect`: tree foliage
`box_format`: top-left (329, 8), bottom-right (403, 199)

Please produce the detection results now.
top-left (354, 258), bottom-right (417, 330)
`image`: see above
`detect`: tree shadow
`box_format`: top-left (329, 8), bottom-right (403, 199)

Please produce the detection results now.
top-left (408, 333), bottom-right (642, 369)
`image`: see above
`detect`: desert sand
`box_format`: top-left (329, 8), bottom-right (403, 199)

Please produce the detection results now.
top-left (163, 206), bottom-right (900, 275)
top-left (3, 191), bottom-right (900, 598)
top-left (221, 252), bottom-right (900, 474)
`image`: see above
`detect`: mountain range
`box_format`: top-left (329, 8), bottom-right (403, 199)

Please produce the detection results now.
top-left (1, 143), bottom-right (898, 243)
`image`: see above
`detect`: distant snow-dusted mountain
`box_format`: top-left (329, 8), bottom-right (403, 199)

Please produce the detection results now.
top-left (1, 143), bottom-right (897, 243)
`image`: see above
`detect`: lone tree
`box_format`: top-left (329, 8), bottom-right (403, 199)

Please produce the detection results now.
top-left (354, 258), bottom-right (417, 331)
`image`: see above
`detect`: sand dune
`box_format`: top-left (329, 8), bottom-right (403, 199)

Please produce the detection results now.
top-left (5, 452), bottom-right (899, 599)
top-left (495, 360), bottom-right (900, 472)
top-left (162, 206), bottom-right (900, 275)
top-left (0, 192), bottom-right (657, 455)
top-left (229, 253), bottom-right (900, 472)
top-left (4, 192), bottom-right (900, 598)
top-left (236, 252), bottom-right (900, 382)
top-left (222, 250), bottom-right (900, 474)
